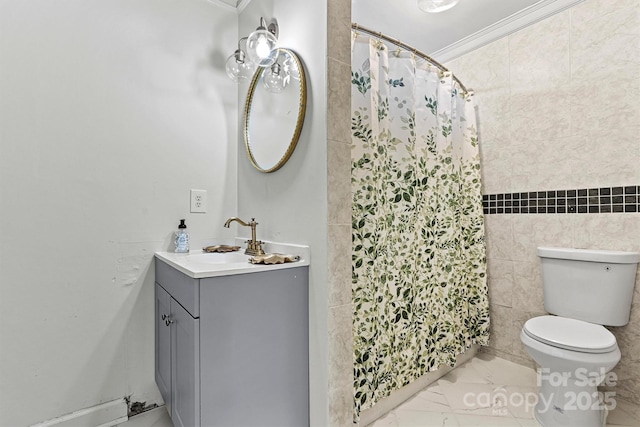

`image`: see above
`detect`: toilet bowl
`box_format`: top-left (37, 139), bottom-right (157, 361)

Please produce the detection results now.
top-left (520, 315), bottom-right (620, 427)
top-left (520, 247), bottom-right (639, 427)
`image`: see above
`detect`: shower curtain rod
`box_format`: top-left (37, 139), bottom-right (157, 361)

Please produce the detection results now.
top-left (351, 22), bottom-right (469, 93)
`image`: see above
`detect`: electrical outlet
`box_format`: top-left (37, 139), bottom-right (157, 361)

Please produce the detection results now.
top-left (190, 189), bottom-right (207, 213)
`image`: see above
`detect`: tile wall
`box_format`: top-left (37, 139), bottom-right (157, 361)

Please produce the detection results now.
top-left (483, 186), bottom-right (639, 215)
top-left (327, 0), bottom-right (354, 425)
top-left (447, 0), bottom-right (640, 403)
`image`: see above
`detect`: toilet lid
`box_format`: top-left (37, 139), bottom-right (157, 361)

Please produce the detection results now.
top-left (523, 316), bottom-right (618, 354)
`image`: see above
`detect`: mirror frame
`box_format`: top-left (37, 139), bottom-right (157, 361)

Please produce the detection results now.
top-left (243, 48), bottom-right (307, 173)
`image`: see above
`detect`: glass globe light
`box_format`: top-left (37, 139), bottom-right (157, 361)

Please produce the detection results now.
top-left (417, 0), bottom-right (460, 13)
top-left (225, 48), bottom-right (253, 82)
top-left (263, 62), bottom-right (288, 93)
top-left (246, 18), bottom-right (278, 67)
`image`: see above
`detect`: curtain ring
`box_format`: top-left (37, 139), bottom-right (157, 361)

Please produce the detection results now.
top-left (440, 70), bottom-right (452, 83)
top-left (375, 32), bottom-right (384, 50)
top-left (465, 89), bottom-right (475, 100)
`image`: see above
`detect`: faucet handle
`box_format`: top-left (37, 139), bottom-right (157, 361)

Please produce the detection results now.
top-left (244, 239), bottom-right (265, 256)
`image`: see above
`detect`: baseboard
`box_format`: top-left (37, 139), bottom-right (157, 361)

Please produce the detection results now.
top-left (29, 398), bottom-right (128, 427)
top-left (359, 344), bottom-right (479, 426)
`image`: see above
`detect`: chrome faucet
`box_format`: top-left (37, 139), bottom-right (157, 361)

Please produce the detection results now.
top-left (223, 217), bottom-right (265, 256)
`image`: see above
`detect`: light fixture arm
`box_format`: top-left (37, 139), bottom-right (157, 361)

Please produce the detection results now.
top-left (266, 19), bottom-right (279, 39)
top-left (233, 37), bottom-right (248, 62)
top-left (226, 36), bottom-right (254, 82)
top-left (257, 17), bottom-right (279, 39)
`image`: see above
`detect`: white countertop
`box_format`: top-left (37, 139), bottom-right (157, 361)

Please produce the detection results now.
top-left (155, 240), bottom-right (310, 279)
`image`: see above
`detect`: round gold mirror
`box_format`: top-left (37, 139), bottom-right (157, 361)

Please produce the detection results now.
top-left (243, 48), bottom-right (307, 173)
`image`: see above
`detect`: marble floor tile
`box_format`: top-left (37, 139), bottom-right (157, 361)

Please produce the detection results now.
top-left (400, 385), bottom-right (452, 412)
top-left (438, 382), bottom-right (514, 417)
top-left (121, 355), bottom-right (640, 427)
top-left (501, 385), bottom-right (539, 419)
top-left (467, 353), bottom-right (538, 387)
top-left (454, 413), bottom-right (522, 426)
top-left (393, 410), bottom-right (460, 426)
top-left (516, 417), bottom-right (541, 427)
top-left (369, 354), bottom-right (640, 427)
top-left (436, 363), bottom-right (492, 386)
top-left (369, 411), bottom-right (400, 427)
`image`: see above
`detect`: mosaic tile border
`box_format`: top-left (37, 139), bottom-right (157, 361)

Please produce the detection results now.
top-left (483, 185), bottom-right (639, 215)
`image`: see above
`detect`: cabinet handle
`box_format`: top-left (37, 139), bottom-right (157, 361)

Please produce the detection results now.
top-left (162, 314), bottom-right (174, 326)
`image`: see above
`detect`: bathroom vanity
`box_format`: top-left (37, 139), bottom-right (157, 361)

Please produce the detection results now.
top-left (154, 245), bottom-right (309, 427)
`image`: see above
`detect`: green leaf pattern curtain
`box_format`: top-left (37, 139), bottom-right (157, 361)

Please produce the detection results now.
top-left (351, 35), bottom-right (490, 414)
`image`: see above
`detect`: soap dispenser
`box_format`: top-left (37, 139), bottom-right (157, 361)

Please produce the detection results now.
top-left (174, 219), bottom-right (190, 253)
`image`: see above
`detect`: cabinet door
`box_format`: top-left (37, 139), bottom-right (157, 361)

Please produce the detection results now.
top-left (199, 267), bottom-right (309, 426)
top-left (155, 284), bottom-right (172, 415)
top-left (171, 299), bottom-right (200, 427)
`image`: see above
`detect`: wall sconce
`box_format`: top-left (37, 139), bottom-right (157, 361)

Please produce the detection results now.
top-left (225, 37), bottom-right (254, 82)
top-left (417, 0), bottom-right (460, 13)
top-left (227, 17), bottom-right (279, 83)
top-left (246, 18), bottom-right (279, 67)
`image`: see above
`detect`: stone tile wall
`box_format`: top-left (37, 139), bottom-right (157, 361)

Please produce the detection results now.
top-left (327, 0), bottom-right (354, 425)
top-left (447, 0), bottom-right (640, 403)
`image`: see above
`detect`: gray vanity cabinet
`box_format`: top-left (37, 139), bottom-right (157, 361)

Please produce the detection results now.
top-left (155, 283), bottom-right (200, 427)
top-left (154, 259), bottom-right (309, 427)
top-left (154, 285), bottom-right (172, 412)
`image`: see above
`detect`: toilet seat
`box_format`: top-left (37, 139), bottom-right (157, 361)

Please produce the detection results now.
top-left (523, 315), bottom-right (617, 354)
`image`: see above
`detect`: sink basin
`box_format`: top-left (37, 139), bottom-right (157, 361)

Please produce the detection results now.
top-left (185, 252), bottom-right (251, 265)
top-left (155, 241), bottom-right (310, 278)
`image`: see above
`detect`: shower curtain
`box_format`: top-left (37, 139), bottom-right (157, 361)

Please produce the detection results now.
top-left (351, 34), bottom-right (490, 414)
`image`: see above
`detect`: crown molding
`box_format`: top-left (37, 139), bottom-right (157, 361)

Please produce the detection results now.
top-left (431, 0), bottom-right (584, 63)
top-left (205, 0), bottom-right (238, 12)
top-left (205, 0), bottom-right (250, 13)
top-left (236, 0), bottom-right (251, 13)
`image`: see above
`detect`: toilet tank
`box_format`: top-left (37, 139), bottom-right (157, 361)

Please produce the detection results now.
top-left (538, 247), bottom-right (640, 326)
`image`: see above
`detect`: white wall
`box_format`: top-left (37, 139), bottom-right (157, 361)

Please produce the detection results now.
top-left (0, 1), bottom-right (238, 425)
top-left (237, 1), bottom-right (329, 425)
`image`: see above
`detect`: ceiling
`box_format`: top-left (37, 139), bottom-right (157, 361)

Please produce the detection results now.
top-left (213, 0), bottom-right (582, 61)
top-left (353, 0), bottom-right (582, 60)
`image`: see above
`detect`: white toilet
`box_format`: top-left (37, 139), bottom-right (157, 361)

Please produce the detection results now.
top-left (520, 247), bottom-right (640, 427)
